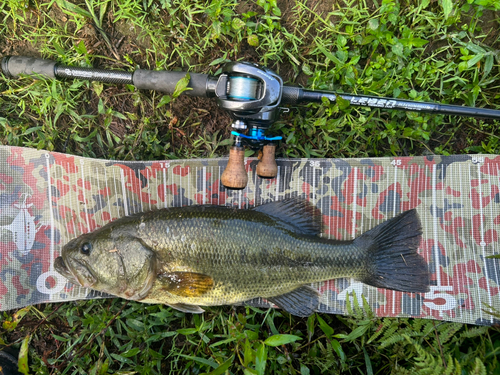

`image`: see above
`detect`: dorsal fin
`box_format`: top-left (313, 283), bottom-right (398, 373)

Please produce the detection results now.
top-left (251, 198), bottom-right (323, 236)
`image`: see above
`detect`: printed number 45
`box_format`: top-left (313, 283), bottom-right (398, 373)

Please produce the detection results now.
top-left (391, 159), bottom-right (402, 166)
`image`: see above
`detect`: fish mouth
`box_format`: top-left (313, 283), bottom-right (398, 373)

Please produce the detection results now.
top-left (54, 257), bottom-right (74, 280)
top-left (54, 256), bottom-right (96, 287)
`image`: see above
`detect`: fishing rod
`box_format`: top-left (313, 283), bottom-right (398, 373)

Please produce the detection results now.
top-left (3, 55), bottom-right (500, 189)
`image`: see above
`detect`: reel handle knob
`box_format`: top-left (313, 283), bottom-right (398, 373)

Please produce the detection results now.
top-left (221, 146), bottom-right (248, 189)
top-left (257, 143), bottom-right (278, 179)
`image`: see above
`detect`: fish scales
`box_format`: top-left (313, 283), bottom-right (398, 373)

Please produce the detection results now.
top-left (136, 206), bottom-right (366, 306)
top-left (54, 199), bottom-right (430, 316)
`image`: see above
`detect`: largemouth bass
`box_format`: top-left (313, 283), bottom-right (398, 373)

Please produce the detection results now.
top-left (54, 199), bottom-right (429, 317)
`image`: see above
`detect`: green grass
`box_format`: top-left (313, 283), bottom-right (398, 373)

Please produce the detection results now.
top-left (1, 0), bottom-right (500, 373)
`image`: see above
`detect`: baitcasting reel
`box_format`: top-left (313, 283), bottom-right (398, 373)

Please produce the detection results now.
top-left (214, 62), bottom-right (284, 189)
top-left (3, 55), bottom-right (500, 189)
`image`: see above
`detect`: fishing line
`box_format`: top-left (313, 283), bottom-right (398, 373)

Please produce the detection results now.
top-left (228, 76), bottom-right (259, 100)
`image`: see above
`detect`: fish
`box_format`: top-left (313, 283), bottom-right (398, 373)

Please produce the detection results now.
top-left (54, 199), bottom-right (430, 317)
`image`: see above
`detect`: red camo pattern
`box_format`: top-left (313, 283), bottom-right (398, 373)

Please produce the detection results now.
top-left (0, 147), bottom-right (499, 325)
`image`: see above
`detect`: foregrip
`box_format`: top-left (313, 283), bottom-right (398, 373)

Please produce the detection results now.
top-left (132, 70), bottom-right (212, 96)
top-left (281, 86), bottom-right (302, 105)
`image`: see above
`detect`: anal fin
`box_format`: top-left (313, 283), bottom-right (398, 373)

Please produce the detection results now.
top-left (266, 286), bottom-right (319, 317)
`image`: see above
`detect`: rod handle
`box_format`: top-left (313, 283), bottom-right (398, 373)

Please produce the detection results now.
top-left (2, 55), bottom-right (216, 97)
top-left (1, 56), bottom-right (57, 79)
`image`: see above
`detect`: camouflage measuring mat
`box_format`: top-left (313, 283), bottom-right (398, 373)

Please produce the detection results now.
top-left (1, 145), bottom-right (499, 326)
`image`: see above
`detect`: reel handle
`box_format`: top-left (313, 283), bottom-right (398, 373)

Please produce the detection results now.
top-left (256, 143), bottom-right (278, 179)
top-left (221, 146), bottom-right (248, 189)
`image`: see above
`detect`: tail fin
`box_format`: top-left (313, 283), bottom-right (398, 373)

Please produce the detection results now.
top-left (354, 209), bottom-right (430, 293)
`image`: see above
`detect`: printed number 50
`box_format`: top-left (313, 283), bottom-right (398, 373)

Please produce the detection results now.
top-left (423, 286), bottom-right (457, 311)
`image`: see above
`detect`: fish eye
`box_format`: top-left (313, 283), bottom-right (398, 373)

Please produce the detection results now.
top-left (81, 242), bottom-right (92, 255)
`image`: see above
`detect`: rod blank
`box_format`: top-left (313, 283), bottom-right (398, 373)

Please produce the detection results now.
top-left (281, 88), bottom-right (500, 120)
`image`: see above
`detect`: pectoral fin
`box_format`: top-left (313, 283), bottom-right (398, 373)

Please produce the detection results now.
top-left (158, 272), bottom-right (214, 297)
top-left (266, 286), bottom-right (320, 317)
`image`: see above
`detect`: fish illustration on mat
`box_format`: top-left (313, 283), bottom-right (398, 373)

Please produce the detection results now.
top-left (54, 198), bottom-right (430, 317)
top-left (1, 194), bottom-right (44, 255)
